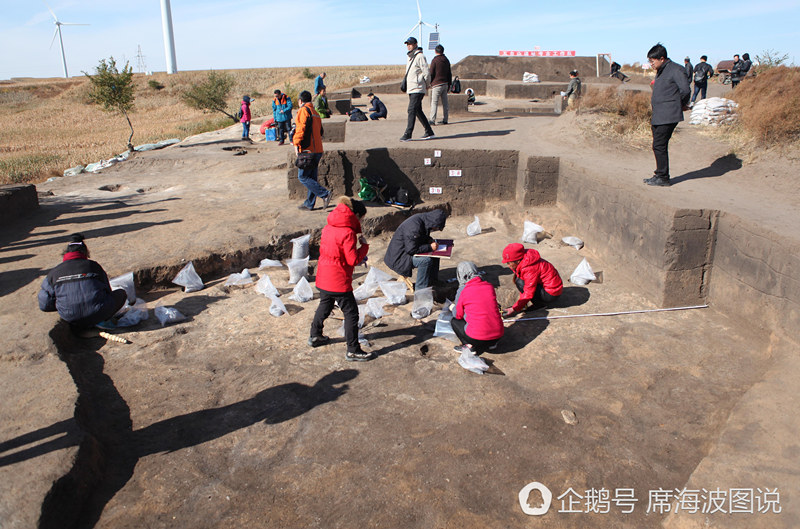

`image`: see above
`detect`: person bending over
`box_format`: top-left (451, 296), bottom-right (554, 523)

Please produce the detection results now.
top-left (501, 243), bottom-right (563, 317)
top-left (451, 261), bottom-right (504, 354)
top-left (38, 233), bottom-right (128, 330)
top-left (383, 209), bottom-right (448, 290)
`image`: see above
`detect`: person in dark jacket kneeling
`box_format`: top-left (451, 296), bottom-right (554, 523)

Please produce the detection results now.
top-left (451, 261), bottom-right (504, 355)
top-left (383, 209), bottom-right (448, 290)
top-left (501, 243), bottom-right (563, 317)
top-left (38, 233), bottom-right (128, 330)
top-left (309, 197), bottom-right (373, 362)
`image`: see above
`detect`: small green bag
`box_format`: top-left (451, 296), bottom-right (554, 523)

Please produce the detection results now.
top-left (358, 177), bottom-right (377, 201)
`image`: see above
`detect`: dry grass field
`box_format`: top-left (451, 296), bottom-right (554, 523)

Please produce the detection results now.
top-left (0, 65), bottom-right (404, 185)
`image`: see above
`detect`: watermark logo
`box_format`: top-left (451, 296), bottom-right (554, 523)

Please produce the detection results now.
top-left (518, 482), bottom-right (552, 516)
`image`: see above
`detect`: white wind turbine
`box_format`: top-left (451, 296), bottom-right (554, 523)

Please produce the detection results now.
top-left (405, 0), bottom-right (437, 48)
top-left (45, 2), bottom-right (88, 78)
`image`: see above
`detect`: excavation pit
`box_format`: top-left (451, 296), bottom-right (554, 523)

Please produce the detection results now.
top-left (1, 104), bottom-right (797, 529)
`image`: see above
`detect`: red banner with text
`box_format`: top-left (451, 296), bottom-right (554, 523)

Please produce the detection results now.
top-left (499, 50), bottom-right (576, 57)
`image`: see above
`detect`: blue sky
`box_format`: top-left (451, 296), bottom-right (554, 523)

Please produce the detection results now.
top-left (2, 0), bottom-right (799, 80)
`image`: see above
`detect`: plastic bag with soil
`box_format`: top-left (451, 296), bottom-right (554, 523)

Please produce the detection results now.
top-left (155, 304), bottom-right (187, 327)
top-left (570, 258), bottom-right (596, 285)
top-left (117, 298), bottom-right (148, 327)
top-left (269, 294), bottom-right (288, 317)
top-left (225, 268), bottom-right (253, 287)
top-left (466, 216), bottom-right (481, 236)
top-left (289, 277), bottom-right (314, 302)
top-left (379, 281), bottom-right (408, 305)
top-left (109, 272), bottom-right (136, 304)
top-left (411, 287), bottom-right (434, 319)
top-left (290, 234), bottom-right (311, 260)
top-left (172, 262), bottom-right (204, 293)
top-left (287, 257), bottom-right (309, 285)
top-left (522, 221), bottom-right (544, 244)
top-left (365, 297), bottom-right (389, 319)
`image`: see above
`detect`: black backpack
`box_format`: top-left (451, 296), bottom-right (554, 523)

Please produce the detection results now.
top-left (236, 108), bottom-right (244, 120)
top-left (349, 108), bottom-right (368, 121)
top-left (450, 77), bottom-right (461, 94)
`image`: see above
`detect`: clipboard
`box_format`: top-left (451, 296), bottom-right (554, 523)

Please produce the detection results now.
top-left (414, 239), bottom-right (454, 259)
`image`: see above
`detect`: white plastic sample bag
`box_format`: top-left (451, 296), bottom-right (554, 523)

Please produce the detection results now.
top-left (269, 294), bottom-right (288, 317)
top-left (255, 274), bottom-right (280, 297)
top-left (353, 281), bottom-right (379, 301)
top-left (224, 268), bottom-right (253, 287)
top-left (522, 221), bottom-right (544, 244)
top-left (155, 304), bottom-right (187, 327)
top-left (258, 258), bottom-right (283, 269)
top-left (411, 287), bottom-right (434, 319)
top-left (117, 298), bottom-right (148, 327)
top-left (562, 236), bottom-right (584, 250)
top-left (363, 266), bottom-right (393, 286)
top-left (522, 72), bottom-right (540, 83)
top-left (365, 297), bottom-right (389, 319)
top-left (379, 281), bottom-right (408, 305)
top-left (337, 305), bottom-right (368, 336)
top-left (289, 276), bottom-right (314, 302)
top-left (172, 262), bottom-right (204, 292)
top-left (109, 272), bottom-right (136, 304)
top-left (570, 258), bottom-right (596, 285)
top-left (290, 234), bottom-right (311, 260)
top-left (466, 216), bottom-right (481, 236)
top-left (287, 257), bottom-right (309, 284)
top-left (432, 299), bottom-right (458, 342)
top-left (458, 348), bottom-right (490, 374)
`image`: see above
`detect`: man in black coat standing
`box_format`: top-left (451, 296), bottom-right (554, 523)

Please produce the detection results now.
top-left (383, 209), bottom-right (448, 289)
top-left (644, 43), bottom-right (691, 187)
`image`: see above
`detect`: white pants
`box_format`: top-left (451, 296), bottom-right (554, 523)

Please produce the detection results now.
top-left (429, 84), bottom-right (449, 124)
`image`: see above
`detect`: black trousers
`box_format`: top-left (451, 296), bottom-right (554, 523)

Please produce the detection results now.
top-left (311, 288), bottom-right (359, 352)
top-left (514, 277), bottom-right (559, 306)
top-left (69, 288), bottom-right (128, 329)
top-left (404, 93), bottom-right (433, 137)
top-left (450, 317), bottom-right (500, 353)
top-left (651, 122), bottom-right (678, 180)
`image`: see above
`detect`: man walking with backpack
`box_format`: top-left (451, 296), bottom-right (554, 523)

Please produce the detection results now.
top-left (400, 37), bottom-right (434, 142)
top-left (690, 55), bottom-right (714, 105)
top-left (429, 44), bottom-right (452, 125)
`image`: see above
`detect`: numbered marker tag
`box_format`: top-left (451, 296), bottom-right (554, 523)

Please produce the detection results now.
top-left (449, 169), bottom-right (462, 177)
top-left (424, 158), bottom-right (432, 166)
top-left (429, 187), bottom-right (443, 195)
top-left (434, 150), bottom-right (442, 158)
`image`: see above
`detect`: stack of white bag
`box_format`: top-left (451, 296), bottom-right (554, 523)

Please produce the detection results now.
top-left (689, 97), bottom-right (739, 126)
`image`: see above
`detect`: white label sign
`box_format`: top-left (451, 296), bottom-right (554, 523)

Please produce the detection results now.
top-left (449, 169), bottom-right (462, 177)
top-left (429, 187), bottom-right (443, 195)
top-left (434, 150), bottom-right (442, 158)
top-left (424, 158), bottom-right (432, 166)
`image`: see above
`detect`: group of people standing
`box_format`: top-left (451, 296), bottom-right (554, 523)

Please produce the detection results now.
top-left (400, 37), bottom-right (453, 141)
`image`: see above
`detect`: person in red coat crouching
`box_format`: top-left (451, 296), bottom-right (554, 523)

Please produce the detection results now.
top-left (452, 261), bottom-right (504, 354)
top-left (309, 197), bottom-right (373, 362)
top-left (501, 243), bottom-right (563, 317)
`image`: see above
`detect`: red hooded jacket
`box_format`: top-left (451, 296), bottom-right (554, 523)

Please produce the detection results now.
top-left (511, 248), bottom-right (563, 312)
top-left (315, 202), bottom-right (369, 293)
top-left (455, 277), bottom-right (504, 341)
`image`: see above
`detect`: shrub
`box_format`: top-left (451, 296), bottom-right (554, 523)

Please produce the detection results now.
top-left (180, 71), bottom-right (237, 123)
top-left (302, 68), bottom-right (314, 80)
top-left (753, 49), bottom-right (790, 75)
top-left (732, 66), bottom-right (800, 144)
top-left (148, 79), bottom-right (165, 90)
top-left (84, 57), bottom-right (136, 151)
top-left (283, 82), bottom-right (299, 106)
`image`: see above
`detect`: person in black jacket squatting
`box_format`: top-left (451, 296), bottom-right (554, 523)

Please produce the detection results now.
top-left (38, 233), bottom-right (129, 331)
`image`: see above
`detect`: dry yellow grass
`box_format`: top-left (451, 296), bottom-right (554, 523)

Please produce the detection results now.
top-left (0, 65), bottom-right (403, 184)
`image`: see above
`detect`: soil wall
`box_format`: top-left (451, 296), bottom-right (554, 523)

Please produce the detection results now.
top-left (453, 55), bottom-right (608, 81)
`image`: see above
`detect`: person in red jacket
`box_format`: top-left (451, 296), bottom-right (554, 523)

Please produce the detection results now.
top-left (452, 261), bottom-right (504, 354)
top-left (309, 196), bottom-right (373, 361)
top-left (240, 95), bottom-right (252, 140)
top-left (501, 243), bottom-right (563, 316)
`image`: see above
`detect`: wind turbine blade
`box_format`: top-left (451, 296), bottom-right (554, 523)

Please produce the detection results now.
top-left (60, 22), bottom-right (90, 26)
top-left (50, 27), bottom-right (59, 49)
top-left (422, 22), bottom-right (436, 29)
top-left (416, 0), bottom-right (422, 20)
top-left (405, 23), bottom-right (420, 38)
top-left (43, 0), bottom-right (58, 22)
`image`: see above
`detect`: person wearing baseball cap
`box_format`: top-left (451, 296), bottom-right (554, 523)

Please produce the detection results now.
top-left (501, 243), bottom-right (563, 316)
top-left (400, 36), bottom-right (435, 142)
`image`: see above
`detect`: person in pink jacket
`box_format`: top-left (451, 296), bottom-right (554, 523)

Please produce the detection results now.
top-left (309, 196), bottom-right (373, 362)
top-left (502, 243), bottom-right (563, 316)
top-left (452, 261), bottom-right (504, 354)
top-left (240, 95), bottom-right (252, 140)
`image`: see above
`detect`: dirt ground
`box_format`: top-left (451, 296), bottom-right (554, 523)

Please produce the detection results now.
top-left (1, 83), bottom-right (798, 528)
